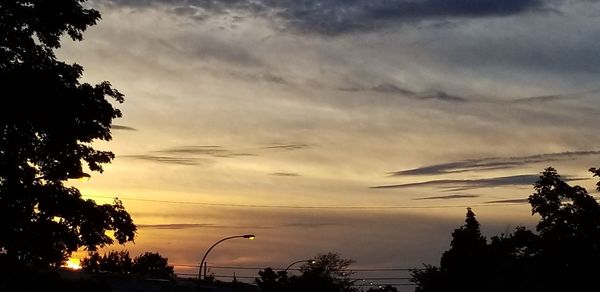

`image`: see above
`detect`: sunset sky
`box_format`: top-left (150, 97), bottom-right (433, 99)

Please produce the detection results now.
top-left (59, 0), bottom-right (600, 286)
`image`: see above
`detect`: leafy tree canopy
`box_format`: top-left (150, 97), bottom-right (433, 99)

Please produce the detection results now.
top-left (81, 251), bottom-right (174, 279)
top-left (411, 167), bottom-right (600, 292)
top-left (256, 252), bottom-right (356, 292)
top-left (0, 0), bottom-right (135, 268)
top-left (132, 252), bottom-right (175, 279)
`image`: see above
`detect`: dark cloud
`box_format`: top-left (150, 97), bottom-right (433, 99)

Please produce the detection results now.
top-left (156, 146), bottom-right (255, 158)
top-left (263, 144), bottom-right (310, 151)
top-left (369, 83), bottom-right (417, 96)
top-left (391, 150), bottom-right (600, 176)
top-left (371, 174), bottom-right (542, 190)
top-left (98, 0), bottom-right (551, 35)
top-left (423, 91), bottom-right (467, 102)
top-left (120, 154), bottom-right (209, 166)
top-left (509, 89), bottom-right (600, 104)
top-left (112, 125), bottom-right (137, 131)
top-left (270, 172), bottom-right (301, 177)
top-left (341, 83), bottom-right (467, 102)
top-left (413, 194), bottom-right (480, 200)
top-left (484, 198), bottom-right (529, 204)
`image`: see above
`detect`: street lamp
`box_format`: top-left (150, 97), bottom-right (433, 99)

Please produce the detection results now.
top-left (198, 234), bottom-right (255, 280)
top-left (284, 259), bottom-right (316, 272)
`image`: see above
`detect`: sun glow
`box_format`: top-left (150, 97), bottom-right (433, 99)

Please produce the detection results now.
top-left (64, 257), bottom-right (82, 270)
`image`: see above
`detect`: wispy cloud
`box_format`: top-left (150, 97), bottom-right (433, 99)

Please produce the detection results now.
top-left (263, 144), bottom-right (310, 151)
top-left (121, 143), bottom-right (309, 166)
top-left (120, 154), bottom-right (210, 166)
top-left (372, 174), bottom-right (542, 190)
top-left (341, 83), bottom-right (467, 102)
top-left (99, 0), bottom-right (552, 35)
top-left (112, 125), bottom-right (137, 131)
top-left (156, 146), bottom-right (255, 158)
top-left (391, 151), bottom-right (600, 176)
top-left (413, 194), bottom-right (480, 201)
top-left (484, 198), bottom-right (529, 204)
top-left (270, 172), bottom-right (301, 177)
top-left (508, 89), bottom-right (600, 104)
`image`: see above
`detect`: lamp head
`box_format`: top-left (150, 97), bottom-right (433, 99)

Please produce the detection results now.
top-left (243, 234), bottom-right (255, 240)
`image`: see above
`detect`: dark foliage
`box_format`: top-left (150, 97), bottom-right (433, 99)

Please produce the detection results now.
top-left (255, 267), bottom-right (289, 292)
top-left (0, 256), bottom-right (111, 292)
top-left (81, 251), bottom-right (174, 279)
top-left (81, 250), bottom-right (133, 274)
top-left (0, 0), bottom-right (136, 268)
top-left (132, 252), bottom-right (175, 279)
top-left (256, 253), bottom-right (356, 292)
top-left (411, 167), bottom-right (600, 292)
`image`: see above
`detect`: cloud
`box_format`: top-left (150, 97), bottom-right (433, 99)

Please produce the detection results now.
top-left (98, 0), bottom-right (551, 35)
top-left (484, 198), bottom-right (530, 204)
top-left (341, 83), bottom-right (467, 102)
top-left (120, 144), bottom-right (308, 166)
top-left (156, 146), bottom-right (255, 158)
top-left (413, 194), bottom-right (480, 201)
top-left (120, 154), bottom-right (210, 166)
top-left (263, 144), bottom-right (310, 151)
top-left (371, 174), bottom-right (542, 190)
top-left (391, 151), bottom-right (600, 176)
top-left (270, 172), bottom-right (301, 177)
top-left (508, 89), bottom-right (600, 104)
top-left (112, 124), bottom-right (137, 131)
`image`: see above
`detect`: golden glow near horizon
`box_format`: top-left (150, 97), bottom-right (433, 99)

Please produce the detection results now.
top-left (64, 258), bottom-right (82, 270)
top-left (55, 0), bottom-right (600, 284)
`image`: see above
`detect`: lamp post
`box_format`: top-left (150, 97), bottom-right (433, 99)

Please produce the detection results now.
top-left (198, 234), bottom-right (255, 280)
top-left (284, 259), bottom-right (316, 272)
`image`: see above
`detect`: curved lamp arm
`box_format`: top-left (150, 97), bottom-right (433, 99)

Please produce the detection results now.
top-left (285, 259), bottom-right (316, 272)
top-left (198, 234), bottom-right (255, 279)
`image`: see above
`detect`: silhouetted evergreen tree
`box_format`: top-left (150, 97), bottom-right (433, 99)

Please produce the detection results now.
top-left (0, 0), bottom-right (135, 269)
top-left (438, 208), bottom-right (488, 292)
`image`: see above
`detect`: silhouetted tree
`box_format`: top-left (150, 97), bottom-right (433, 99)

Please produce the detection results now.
top-left (0, 0), bottom-right (135, 268)
top-left (412, 167), bottom-right (600, 292)
top-left (256, 267), bottom-right (289, 292)
top-left (291, 253), bottom-right (356, 292)
top-left (257, 253), bottom-right (356, 292)
top-left (411, 264), bottom-right (445, 292)
top-left (132, 252), bottom-right (175, 279)
top-left (527, 167), bottom-right (600, 291)
top-left (438, 208), bottom-right (488, 292)
top-left (81, 250), bottom-right (133, 274)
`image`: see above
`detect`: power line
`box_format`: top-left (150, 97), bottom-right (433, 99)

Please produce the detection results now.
top-left (173, 264), bottom-right (420, 271)
top-left (85, 195), bottom-right (525, 210)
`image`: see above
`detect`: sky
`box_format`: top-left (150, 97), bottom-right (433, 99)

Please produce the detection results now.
top-left (58, 0), bottom-right (600, 287)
